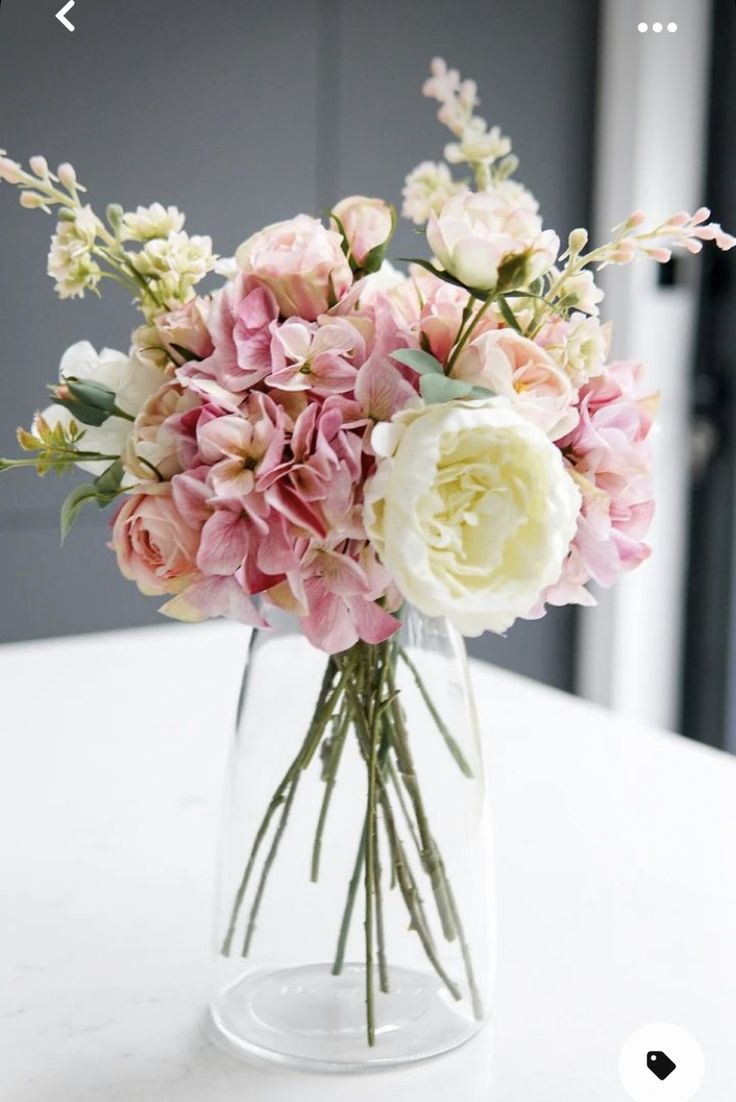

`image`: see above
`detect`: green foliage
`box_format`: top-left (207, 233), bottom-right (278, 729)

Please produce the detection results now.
top-left (59, 459), bottom-right (125, 544)
top-left (391, 348), bottom-right (445, 376)
top-left (53, 377), bottom-right (119, 427)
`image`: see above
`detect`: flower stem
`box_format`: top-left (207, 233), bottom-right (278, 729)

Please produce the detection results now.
top-left (332, 815), bottom-right (368, 976)
top-left (398, 647), bottom-right (473, 777)
top-left (311, 706), bottom-right (350, 883)
top-left (221, 658), bottom-right (341, 956)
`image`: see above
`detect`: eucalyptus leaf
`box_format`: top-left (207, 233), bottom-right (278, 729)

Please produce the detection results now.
top-left (60, 483), bottom-right (99, 544)
top-left (469, 385), bottom-right (496, 399)
top-left (420, 373), bottom-right (474, 404)
top-left (392, 348), bottom-right (444, 376)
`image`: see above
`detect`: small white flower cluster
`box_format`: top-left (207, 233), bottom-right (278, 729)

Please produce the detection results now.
top-left (47, 205), bottom-right (102, 299)
top-left (401, 160), bottom-right (466, 225)
top-left (121, 203), bottom-right (185, 242)
top-left (128, 230), bottom-right (216, 312)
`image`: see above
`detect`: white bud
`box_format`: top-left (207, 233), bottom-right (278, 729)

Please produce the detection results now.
top-left (57, 163), bottom-right (77, 190)
top-left (568, 228), bottom-right (588, 254)
top-left (20, 191), bottom-right (47, 209)
top-left (29, 155), bottom-right (49, 179)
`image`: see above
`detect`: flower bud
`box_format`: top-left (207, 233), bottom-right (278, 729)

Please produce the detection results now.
top-left (57, 163), bottom-right (77, 190)
top-left (331, 196), bottom-right (395, 271)
top-left (29, 155), bottom-right (49, 179)
top-left (627, 210), bottom-right (647, 228)
top-left (0, 156), bottom-right (23, 184)
top-left (20, 191), bottom-right (47, 209)
top-left (568, 227), bottom-right (588, 254)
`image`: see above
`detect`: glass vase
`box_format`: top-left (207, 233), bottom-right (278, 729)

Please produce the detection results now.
top-left (208, 605), bottom-right (495, 1072)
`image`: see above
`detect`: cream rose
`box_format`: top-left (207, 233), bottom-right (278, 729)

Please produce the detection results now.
top-left (364, 400), bottom-right (580, 635)
top-left (331, 195), bottom-right (395, 268)
top-left (111, 486), bottom-right (200, 597)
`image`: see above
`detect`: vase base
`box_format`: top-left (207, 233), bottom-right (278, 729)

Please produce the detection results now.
top-left (208, 962), bottom-right (482, 1072)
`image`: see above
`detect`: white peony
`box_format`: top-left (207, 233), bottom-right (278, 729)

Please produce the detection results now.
top-left (364, 399), bottom-right (581, 635)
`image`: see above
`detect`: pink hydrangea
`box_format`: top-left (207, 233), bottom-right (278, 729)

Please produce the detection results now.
top-left (533, 361), bottom-right (656, 613)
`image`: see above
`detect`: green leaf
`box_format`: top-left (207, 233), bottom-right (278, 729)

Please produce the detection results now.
top-left (391, 348), bottom-right (444, 376)
top-left (94, 458), bottom-right (125, 504)
top-left (169, 342), bottom-right (203, 364)
top-left (497, 296), bottom-right (522, 333)
top-left (60, 483), bottom-right (99, 544)
top-left (400, 257), bottom-right (488, 301)
top-left (468, 385), bottom-right (495, 399)
top-left (420, 374), bottom-right (474, 404)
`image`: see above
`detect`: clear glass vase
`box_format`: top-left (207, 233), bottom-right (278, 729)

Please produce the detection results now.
top-left (208, 605), bottom-right (495, 1072)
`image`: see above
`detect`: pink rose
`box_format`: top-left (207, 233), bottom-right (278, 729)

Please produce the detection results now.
top-left (331, 196), bottom-right (395, 268)
top-left (452, 329), bottom-right (578, 439)
top-left (111, 488), bottom-right (200, 596)
top-left (236, 214), bottom-right (353, 321)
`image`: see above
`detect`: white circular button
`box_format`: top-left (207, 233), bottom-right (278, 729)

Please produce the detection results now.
top-left (619, 1024), bottom-right (704, 1102)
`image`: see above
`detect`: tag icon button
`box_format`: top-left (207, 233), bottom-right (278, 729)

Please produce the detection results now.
top-left (648, 1050), bottom-right (677, 1081)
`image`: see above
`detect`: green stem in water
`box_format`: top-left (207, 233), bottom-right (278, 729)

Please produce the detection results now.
top-left (332, 815), bottom-right (368, 977)
top-left (364, 674), bottom-right (380, 1046)
top-left (311, 705), bottom-right (350, 883)
top-left (241, 777), bottom-right (299, 956)
top-left (220, 658), bottom-right (341, 956)
top-left (398, 647), bottom-right (473, 778)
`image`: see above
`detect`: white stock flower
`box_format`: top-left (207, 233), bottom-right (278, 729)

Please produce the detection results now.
top-left (364, 399), bottom-right (581, 635)
top-left (445, 120), bottom-right (511, 168)
top-left (47, 206), bottom-right (101, 299)
top-left (121, 203), bottom-right (185, 241)
top-left (542, 314), bottom-right (611, 387)
top-left (129, 231), bottom-right (215, 307)
top-left (402, 161), bottom-right (466, 225)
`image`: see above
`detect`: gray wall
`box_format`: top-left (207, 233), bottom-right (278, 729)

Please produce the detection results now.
top-left (0, 0), bottom-right (599, 689)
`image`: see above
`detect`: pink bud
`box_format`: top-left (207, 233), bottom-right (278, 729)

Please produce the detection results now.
top-left (19, 191), bottom-right (46, 209)
top-left (668, 211), bottom-right (690, 227)
top-left (628, 210), bottom-right (647, 228)
top-left (0, 157), bottom-right (23, 184)
top-left (684, 238), bottom-right (703, 254)
top-left (648, 247), bottom-right (672, 263)
top-left (692, 206), bottom-right (710, 224)
top-left (29, 155), bottom-right (48, 178)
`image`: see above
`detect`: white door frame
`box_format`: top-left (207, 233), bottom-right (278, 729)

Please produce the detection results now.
top-left (577, 0), bottom-right (713, 730)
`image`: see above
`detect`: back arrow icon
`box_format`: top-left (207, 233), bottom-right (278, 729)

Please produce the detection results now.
top-left (56, 1), bottom-right (75, 32)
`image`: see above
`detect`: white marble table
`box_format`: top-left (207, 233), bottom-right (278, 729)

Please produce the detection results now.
top-left (1, 622), bottom-right (734, 1101)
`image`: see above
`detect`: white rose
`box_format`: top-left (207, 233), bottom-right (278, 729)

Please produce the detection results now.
top-left (427, 189), bottom-right (558, 291)
top-left (364, 399), bottom-right (580, 635)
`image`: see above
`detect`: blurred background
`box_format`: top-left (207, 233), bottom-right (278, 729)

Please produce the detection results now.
top-left (0, 0), bottom-right (734, 749)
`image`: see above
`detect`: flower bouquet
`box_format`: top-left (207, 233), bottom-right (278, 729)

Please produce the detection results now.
top-left (1, 58), bottom-right (732, 1070)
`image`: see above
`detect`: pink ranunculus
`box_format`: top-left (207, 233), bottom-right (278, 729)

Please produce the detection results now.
top-left (331, 196), bottom-right (395, 267)
top-left (124, 381), bottom-right (201, 484)
top-left (154, 297), bottom-right (213, 363)
top-left (236, 214), bottom-right (353, 321)
top-left (536, 361), bottom-right (657, 613)
top-left (452, 328), bottom-right (578, 440)
top-left (110, 487), bottom-right (200, 597)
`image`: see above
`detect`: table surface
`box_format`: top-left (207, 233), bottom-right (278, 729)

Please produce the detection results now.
top-left (1, 621), bottom-right (734, 1101)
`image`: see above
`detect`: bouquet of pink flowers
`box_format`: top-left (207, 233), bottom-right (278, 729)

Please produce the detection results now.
top-left (2, 59), bottom-right (732, 1049)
